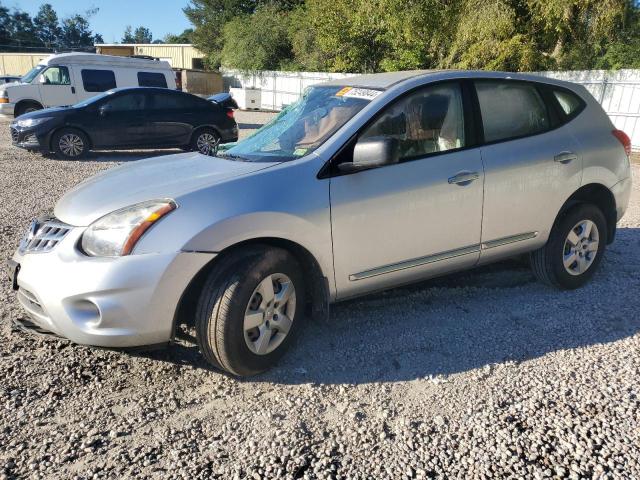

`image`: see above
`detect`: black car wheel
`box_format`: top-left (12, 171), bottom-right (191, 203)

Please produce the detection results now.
top-left (192, 128), bottom-right (220, 156)
top-left (52, 128), bottom-right (89, 159)
top-left (15, 102), bottom-right (42, 117)
top-left (195, 246), bottom-right (306, 376)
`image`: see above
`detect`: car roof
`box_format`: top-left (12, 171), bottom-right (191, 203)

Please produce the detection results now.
top-left (319, 70), bottom-right (580, 91)
top-left (41, 52), bottom-right (171, 70)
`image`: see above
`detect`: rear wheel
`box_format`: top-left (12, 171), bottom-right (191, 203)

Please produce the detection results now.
top-left (191, 128), bottom-right (220, 156)
top-left (530, 204), bottom-right (607, 289)
top-left (195, 247), bottom-right (305, 376)
top-left (52, 128), bottom-right (89, 159)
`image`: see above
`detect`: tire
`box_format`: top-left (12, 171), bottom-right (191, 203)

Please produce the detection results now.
top-left (191, 128), bottom-right (220, 156)
top-left (195, 247), bottom-right (306, 376)
top-left (530, 204), bottom-right (607, 289)
top-left (52, 128), bottom-right (89, 159)
top-left (15, 102), bottom-right (42, 117)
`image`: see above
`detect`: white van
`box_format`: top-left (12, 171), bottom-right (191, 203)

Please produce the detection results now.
top-left (0, 53), bottom-right (176, 117)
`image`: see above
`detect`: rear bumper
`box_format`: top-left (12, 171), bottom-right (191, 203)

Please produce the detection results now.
top-left (10, 228), bottom-right (215, 347)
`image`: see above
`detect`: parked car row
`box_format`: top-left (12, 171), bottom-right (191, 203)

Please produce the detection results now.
top-left (10, 87), bottom-right (239, 158)
top-left (0, 53), bottom-right (176, 117)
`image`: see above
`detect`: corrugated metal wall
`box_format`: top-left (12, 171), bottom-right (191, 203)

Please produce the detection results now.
top-left (0, 53), bottom-right (50, 75)
top-left (131, 45), bottom-right (203, 70)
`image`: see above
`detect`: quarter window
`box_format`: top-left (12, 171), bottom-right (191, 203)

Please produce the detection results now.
top-left (137, 72), bottom-right (168, 88)
top-left (475, 81), bottom-right (549, 143)
top-left (81, 69), bottom-right (117, 92)
top-left (553, 90), bottom-right (583, 117)
top-left (42, 66), bottom-right (70, 85)
top-left (360, 83), bottom-right (465, 161)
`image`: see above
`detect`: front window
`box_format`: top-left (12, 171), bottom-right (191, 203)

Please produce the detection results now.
top-left (221, 85), bottom-right (377, 162)
top-left (21, 65), bottom-right (46, 84)
top-left (41, 66), bottom-right (70, 85)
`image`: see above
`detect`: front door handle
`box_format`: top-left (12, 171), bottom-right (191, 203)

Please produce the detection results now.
top-left (554, 151), bottom-right (577, 164)
top-left (448, 171), bottom-right (480, 185)
top-left (71, 86), bottom-right (75, 94)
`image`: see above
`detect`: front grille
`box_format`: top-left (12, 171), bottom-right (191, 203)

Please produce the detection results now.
top-left (19, 217), bottom-right (71, 254)
top-left (10, 127), bottom-right (18, 142)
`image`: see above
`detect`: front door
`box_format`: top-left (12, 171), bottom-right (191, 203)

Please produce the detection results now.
top-left (38, 66), bottom-right (76, 107)
top-left (86, 92), bottom-right (149, 148)
top-left (329, 82), bottom-right (485, 299)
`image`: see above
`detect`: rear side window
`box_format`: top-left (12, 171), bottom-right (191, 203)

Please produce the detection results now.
top-left (103, 92), bottom-right (147, 111)
top-left (149, 92), bottom-right (207, 110)
top-left (553, 90), bottom-right (583, 118)
top-left (81, 69), bottom-right (117, 92)
top-left (475, 81), bottom-right (550, 143)
top-left (137, 72), bottom-right (168, 88)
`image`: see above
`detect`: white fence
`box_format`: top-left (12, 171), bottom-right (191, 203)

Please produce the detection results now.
top-left (222, 68), bottom-right (640, 151)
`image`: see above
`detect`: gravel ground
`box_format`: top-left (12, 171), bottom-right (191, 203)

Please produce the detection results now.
top-left (1, 112), bottom-right (639, 479)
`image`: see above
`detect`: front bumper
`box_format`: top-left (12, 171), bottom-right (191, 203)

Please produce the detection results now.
top-left (10, 227), bottom-right (215, 347)
top-left (10, 124), bottom-right (46, 151)
top-left (0, 102), bottom-right (15, 116)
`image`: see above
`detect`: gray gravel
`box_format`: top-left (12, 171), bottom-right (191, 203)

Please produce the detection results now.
top-left (1, 112), bottom-right (639, 479)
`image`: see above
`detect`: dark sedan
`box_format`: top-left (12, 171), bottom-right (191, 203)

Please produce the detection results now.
top-left (10, 87), bottom-right (239, 159)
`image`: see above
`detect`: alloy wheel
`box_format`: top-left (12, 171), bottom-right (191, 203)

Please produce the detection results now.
top-left (243, 273), bottom-right (296, 355)
top-left (197, 132), bottom-right (219, 155)
top-left (563, 219), bottom-right (599, 275)
top-left (59, 133), bottom-right (84, 157)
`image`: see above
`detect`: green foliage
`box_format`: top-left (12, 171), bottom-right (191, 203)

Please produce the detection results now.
top-left (0, 2), bottom-right (102, 51)
top-left (221, 4), bottom-right (293, 71)
top-left (164, 28), bottom-right (195, 44)
top-left (122, 25), bottom-right (153, 43)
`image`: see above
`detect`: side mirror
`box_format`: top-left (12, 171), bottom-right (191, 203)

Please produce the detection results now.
top-left (338, 136), bottom-right (399, 173)
top-left (37, 75), bottom-right (48, 85)
top-left (99, 104), bottom-right (112, 116)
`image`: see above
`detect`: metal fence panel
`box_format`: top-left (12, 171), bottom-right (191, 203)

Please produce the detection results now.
top-left (223, 68), bottom-right (640, 151)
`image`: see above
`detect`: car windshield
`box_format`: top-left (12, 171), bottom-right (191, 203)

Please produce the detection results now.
top-left (220, 85), bottom-right (380, 162)
top-left (20, 65), bottom-right (46, 84)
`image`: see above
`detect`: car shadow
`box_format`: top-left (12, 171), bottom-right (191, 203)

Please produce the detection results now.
top-left (144, 227), bottom-right (640, 385)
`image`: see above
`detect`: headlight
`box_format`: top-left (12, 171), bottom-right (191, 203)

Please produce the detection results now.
top-left (16, 117), bottom-right (52, 128)
top-left (81, 199), bottom-right (177, 257)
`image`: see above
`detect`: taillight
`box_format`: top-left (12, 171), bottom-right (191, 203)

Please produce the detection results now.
top-left (612, 129), bottom-right (631, 157)
top-left (225, 108), bottom-right (234, 119)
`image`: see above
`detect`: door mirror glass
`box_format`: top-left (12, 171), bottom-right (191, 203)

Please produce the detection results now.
top-left (339, 137), bottom-right (399, 172)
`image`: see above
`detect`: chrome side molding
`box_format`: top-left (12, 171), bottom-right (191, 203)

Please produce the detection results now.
top-left (349, 231), bottom-right (539, 281)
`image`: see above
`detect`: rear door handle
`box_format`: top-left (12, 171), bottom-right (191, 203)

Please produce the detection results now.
top-left (554, 151), bottom-right (577, 164)
top-left (448, 171), bottom-right (480, 185)
top-left (71, 86), bottom-right (75, 94)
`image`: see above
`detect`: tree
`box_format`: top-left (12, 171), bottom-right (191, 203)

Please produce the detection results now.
top-left (34, 3), bottom-right (61, 49)
top-left (164, 28), bottom-right (194, 43)
top-left (10, 9), bottom-right (40, 48)
top-left (60, 8), bottom-right (101, 48)
top-left (123, 25), bottom-right (153, 43)
top-left (0, 3), bottom-right (12, 48)
top-left (220, 4), bottom-right (293, 71)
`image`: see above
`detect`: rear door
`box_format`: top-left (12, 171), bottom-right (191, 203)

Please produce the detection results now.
top-left (38, 66), bottom-right (77, 107)
top-left (475, 80), bottom-right (583, 264)
top-left (147, 91), bottom-right (203, 146)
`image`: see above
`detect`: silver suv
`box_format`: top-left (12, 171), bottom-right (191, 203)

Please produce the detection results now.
top-left (8, 71), bottom-right (632, 376)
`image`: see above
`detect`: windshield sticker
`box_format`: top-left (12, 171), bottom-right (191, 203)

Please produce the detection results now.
top-left (335, 87), bottom-right (381, 101)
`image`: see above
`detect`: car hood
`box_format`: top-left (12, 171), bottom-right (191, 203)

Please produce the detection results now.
top-left (13, 105), bottom-right (70, 121)
top-left (54, 152), bottom-right (278, 226)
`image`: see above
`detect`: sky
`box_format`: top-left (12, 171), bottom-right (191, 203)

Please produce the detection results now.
top-left (8, 0), bottom-right (193, 43)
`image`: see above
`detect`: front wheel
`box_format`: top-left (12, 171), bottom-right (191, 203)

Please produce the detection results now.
top-left (195, 247), bottom-right (305, 376)
top-left (530, 204), bottom-right (607, 289)
top-left (52, 128), bottom-right (89, 159)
